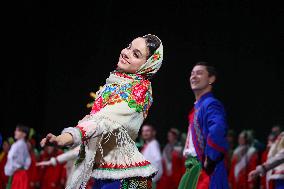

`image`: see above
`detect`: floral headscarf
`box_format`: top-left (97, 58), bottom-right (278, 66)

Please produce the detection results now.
top-left (136, 36), bottom-right (163, 79)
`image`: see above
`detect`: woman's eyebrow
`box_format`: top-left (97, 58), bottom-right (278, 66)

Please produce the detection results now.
top-left (133, 49), bottom-right (143, 57)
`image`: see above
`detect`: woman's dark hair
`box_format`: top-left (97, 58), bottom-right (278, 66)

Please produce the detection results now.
top-left (16, 124), bottom-right (30, 139)
top-left (240, 130), bottom-right (254, 145)
top-left (142, 34), bottom-right (161, 58)
top-left (168, 128), bottom-right (180, 138)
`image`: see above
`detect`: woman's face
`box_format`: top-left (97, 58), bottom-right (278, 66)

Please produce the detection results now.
top-left (238, 134), bottom-right (246, 145)
top-left (167, 132), bottom-right (177, 143)
top-left (117, 37), bottom-right (149, 73)
top-left (2, 141), bottom-right (10, 152)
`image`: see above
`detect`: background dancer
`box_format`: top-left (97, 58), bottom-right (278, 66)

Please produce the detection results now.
top-left (4, 124), bottom-right (31, 189)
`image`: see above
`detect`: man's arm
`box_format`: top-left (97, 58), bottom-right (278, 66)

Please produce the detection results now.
top-left (205, 101), bottom-right (228, 162)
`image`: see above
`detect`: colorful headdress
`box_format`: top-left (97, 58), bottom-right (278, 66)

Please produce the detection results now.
top-left (136, 35), bottom-right (163, 79)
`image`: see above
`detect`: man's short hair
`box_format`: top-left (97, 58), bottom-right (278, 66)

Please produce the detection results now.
top-left (195, 62), bottom-right (217, 78)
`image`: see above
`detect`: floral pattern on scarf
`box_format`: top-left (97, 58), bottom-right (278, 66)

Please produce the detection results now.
top-left (91, 72), bottom-right (153, 118)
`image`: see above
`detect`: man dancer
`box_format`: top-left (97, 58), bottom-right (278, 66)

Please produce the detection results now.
top-left (178, 62), bottom-right (229, 189)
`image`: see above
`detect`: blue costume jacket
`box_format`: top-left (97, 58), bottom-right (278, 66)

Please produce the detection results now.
top-left (191, 92), bottom-right (229, 189)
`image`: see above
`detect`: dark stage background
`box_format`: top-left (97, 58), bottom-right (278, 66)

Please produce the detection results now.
top-left (2, 0), bottom-right (283, 146)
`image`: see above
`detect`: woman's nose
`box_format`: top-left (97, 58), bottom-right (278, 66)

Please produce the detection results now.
top-left (121, 49), bottom-right (130, 59)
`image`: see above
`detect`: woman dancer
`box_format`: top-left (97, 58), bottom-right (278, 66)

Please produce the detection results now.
top-left (41, 34), bottom-right (163, 189)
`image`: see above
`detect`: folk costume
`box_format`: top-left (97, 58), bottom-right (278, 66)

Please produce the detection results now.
top-left (266, 132), bottom-right (284, 189)
top-left (0, 149), bottom-right (9, 189)
top-left (141, 139), bottom-right (163, 186)
top-left (179, 92), bottom-right (229, 189)
top-left (38, 148), bottom-right (67, 189)
top-left (62, 41), bottom-right (163, 189)
top-left (229, 143), bottom-right (258, 189)
top-left (4, 139), bottom-right (31, 189)
top-left (27, 148), bottom-right (39, 189)
top-left (157, 141), bottom-right (184, 189)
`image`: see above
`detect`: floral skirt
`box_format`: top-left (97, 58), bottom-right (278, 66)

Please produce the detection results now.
top-left (92, 177), bottom-right (152, 189)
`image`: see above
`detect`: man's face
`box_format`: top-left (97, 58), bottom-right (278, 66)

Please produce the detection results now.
top-left (190, 65), bottom-right (215, 92)
top-left (141, 125), bottom-right (155, 141)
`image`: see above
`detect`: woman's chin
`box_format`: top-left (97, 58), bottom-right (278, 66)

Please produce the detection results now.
top-left (116, 67), bottom-right (123, 72)
top-left (117, 63), bottom-right (128, 71)
top-left (116, 65), bottom-right (125, 73)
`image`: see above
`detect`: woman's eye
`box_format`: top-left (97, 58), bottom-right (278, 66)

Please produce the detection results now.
top-left (134, 53), bottom-right (138, 58)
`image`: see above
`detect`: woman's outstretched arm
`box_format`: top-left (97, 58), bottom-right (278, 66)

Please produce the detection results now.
top-left (40, 133), bottom-right (74, 147)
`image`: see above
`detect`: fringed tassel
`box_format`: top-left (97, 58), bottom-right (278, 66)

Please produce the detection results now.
top-left (66, 113), bottom-right (156, 188)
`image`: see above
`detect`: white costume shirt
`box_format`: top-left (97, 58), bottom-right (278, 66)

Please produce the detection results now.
top-left (142, 139), bottom-right (163, 182)
top-left (183, 128), bottom-right (197, 157)
top-left (4, 139), bottom-right (31, 176)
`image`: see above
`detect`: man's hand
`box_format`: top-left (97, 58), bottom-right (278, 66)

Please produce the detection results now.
top-left (204, 156), bottom-right (216, 175)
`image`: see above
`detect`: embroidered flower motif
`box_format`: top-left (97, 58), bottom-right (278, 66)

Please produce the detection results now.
top-left (131, 83), bottom-right (148, 104)
top-left (151, 51), bottom-right (161, 62)
top-left (140, 67), bottom-right (154, 75)
top-left (104, 85), bottom-right (117, 93)
top-left (108, 93), bottom-right (123, 105)
top-left (91, 96), bottom-right (103, 113)
top-left (90, 73), bottom-right (152, 117)
top-left (119, 92), bottom-right (129, 99)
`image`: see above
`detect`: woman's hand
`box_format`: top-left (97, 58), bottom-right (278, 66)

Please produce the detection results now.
top-left (40, 133), bottom-right (74, 147)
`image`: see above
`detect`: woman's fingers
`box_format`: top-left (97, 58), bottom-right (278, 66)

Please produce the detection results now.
top-left (47, 133), bottom-right (56, 143)
top-left (40, 133), bottom-right (73, 148)
top-left (40, 133), bottom-right (57, 147)
top-left (47, 133), bottom-right (58, 145)
top-left (40, 138), bottom-right (47, 147)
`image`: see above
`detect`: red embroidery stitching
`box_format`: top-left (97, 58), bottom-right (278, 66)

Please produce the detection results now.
top-left (98, 160), bottom-right (151, 169)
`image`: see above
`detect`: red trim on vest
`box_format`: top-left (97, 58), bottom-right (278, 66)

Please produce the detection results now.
top-left (207, 137), bottom-right (226, 154)
top-left (76, 126), bottom-right (87, 140)
top-left (98, 160), bottom-right (151, 169)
